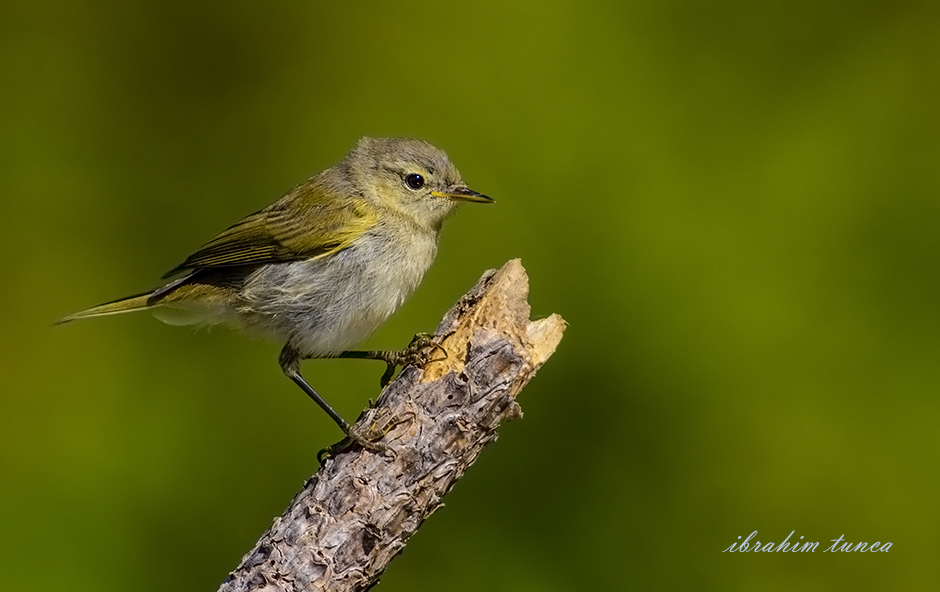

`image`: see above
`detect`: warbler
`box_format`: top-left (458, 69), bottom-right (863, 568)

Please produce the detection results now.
top-left (58, 137), bottom-right (493, 449)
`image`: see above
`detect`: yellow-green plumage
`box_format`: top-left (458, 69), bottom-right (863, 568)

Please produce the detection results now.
top-left (56, 293), bottom-right (154, 323)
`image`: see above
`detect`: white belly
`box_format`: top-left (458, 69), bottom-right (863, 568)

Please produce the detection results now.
top-left (232, 229), bottom-right (437, 356)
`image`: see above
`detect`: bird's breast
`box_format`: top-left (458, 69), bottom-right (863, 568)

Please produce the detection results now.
top-left (235, 226), bottom-right (439, 356)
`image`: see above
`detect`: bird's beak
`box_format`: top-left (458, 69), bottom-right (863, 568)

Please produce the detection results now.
top-left (431, 186), bottom-right (495, 204)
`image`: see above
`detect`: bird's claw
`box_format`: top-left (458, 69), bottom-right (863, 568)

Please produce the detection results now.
top-left (317, 409), bottom-right (412, 464)
top-left (379, 333), bottom-right (447, 387)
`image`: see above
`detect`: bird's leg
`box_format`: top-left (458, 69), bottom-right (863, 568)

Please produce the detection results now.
top-left (279, 345), bottom-right (393, 461)
top-left (336, 332), bottom-right (447, 387)
top-left (285, 335), bottom-right (445, 462)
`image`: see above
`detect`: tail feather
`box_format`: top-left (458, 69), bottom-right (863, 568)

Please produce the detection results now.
top-left (55, 292), bottom-right (154, 324)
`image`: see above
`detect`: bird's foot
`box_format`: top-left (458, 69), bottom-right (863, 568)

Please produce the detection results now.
top-left (317, 408), bottom-right (412, 464)
top-left (378, 333), bottom-right (447, 387)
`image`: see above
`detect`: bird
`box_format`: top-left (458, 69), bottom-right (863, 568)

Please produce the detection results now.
top-left (58, 137), bottom-right (493, 454)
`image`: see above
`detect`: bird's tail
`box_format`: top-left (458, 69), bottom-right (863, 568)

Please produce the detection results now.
top-left (55, 292), bottom-right (154, 324)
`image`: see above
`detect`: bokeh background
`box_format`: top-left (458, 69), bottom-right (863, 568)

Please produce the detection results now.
top-left (3, 1), bottom-right (939, 590)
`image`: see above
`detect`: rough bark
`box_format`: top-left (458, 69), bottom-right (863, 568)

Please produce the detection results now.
top-left (217, 259), bottom-right (566, 592)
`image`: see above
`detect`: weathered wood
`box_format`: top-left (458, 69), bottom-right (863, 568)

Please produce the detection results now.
top-left (218, 259), bottom-right (566, 592)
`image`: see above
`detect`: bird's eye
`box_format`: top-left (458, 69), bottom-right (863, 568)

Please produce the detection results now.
top-left (405, 173), bottom-right (425, 190)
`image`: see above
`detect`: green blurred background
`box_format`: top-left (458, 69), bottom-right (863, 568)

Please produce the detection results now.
top-left (2, 0), bottom-right (939, 589)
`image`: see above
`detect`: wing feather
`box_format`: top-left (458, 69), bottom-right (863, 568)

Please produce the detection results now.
top-left (162, 177), bottom-right (378, 277)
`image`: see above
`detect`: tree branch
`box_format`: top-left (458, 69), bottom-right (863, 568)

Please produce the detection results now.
top-left (217, 259), bottom-right (566, 592)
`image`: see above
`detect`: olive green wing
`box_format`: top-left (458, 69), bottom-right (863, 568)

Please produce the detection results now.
top-left (162, 182), bottom-right (378, 278)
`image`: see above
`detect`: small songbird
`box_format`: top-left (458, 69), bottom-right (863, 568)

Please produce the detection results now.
top-left (58, 137), bottom-right (493, 450)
